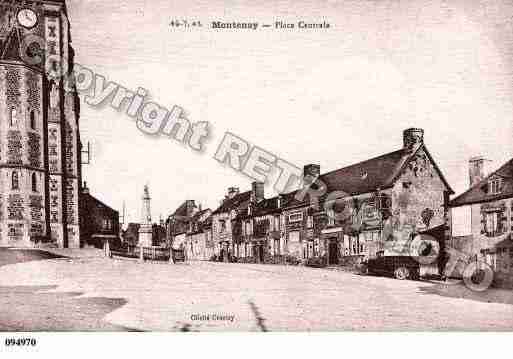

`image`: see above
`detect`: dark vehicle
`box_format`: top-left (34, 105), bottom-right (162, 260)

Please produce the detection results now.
top-left (305, 256), bottom-right (327, 268)
top-left (363, 256), bottom-right (421, 280)
top-left (172, 248), bottom-right (186, 262)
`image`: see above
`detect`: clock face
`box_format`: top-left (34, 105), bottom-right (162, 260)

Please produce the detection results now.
top-left (17, 8), bottom-right (38, 29)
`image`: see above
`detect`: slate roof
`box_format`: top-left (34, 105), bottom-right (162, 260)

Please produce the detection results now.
top-left (212, 191), bottom-right (251, 215)
top-left (280, 190), bottom-right (305, 209)
top-left (191, 208), bottom-right (211, 222)
top-left (81, 192), bottom-right (119, 215)
top-left (321, 145), bottom-right (453, 196)
top-left (450, 158), bottom-right (513, 207)
top-left (0, 27), bottom-right (23, 62)
top-left (253, 197), bottom-right (281, 217)
top-left (168, 201), bottom-right (198, 235)
top-left (320, 149), bottom-right (408, 195)
top-left (171, 201), bottom-right (191, 218)
top-left (202, 215), bottom-right (213, 226)
top-left (211, 144), bottom-right (453, 215)
top-left (280, 145), bottom-right (453, 210)
top-left (188, 210), bottom-right (213, 234)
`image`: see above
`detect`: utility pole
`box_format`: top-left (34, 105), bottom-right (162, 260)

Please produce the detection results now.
top-left (81, 142), bottom-right (92, 165)
top-left (119, 201), bottom-right (126, 241)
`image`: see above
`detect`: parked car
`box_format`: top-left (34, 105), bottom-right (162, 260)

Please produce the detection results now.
top-left (362, 256), bottom-right (421, 280)
top-left (172, 248), bottom-right (186, 262)
top-left (305, 256), bottom-right (327, 268)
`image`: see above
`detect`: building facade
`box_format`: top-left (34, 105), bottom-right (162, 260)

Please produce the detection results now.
top-left (450, 157), bottom-right (513, 281)
top-left (231, 183), bottom-right (282, 263)
top-left (79, 182), bottom-right (119, 248)
top-left (276, 129), bottom-right (453, 266)
top-left (209, 128), bottom-right (453, 266)
top-left (167, 200), bottom-right (214, 260)
top-left (184, 208), bottom-right (213, 261)
top-left (0, 0), bottom-right (82, 248)
top-left (211, 188), bottom-right (251, 261)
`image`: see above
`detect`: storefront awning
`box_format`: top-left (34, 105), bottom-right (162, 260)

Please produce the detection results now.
top-left (495, 235), bottom-right (513, 249)
top-left (321, 227), bottom-right (343, 234)
top-left (419, 224), bottom-right (449, 241)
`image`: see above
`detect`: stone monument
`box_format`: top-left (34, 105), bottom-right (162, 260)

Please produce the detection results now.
top-left (138, 185), bottom-right (153, 248)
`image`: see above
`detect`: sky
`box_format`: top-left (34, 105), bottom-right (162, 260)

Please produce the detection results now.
top-left (66, 0), bottom-right (513, 225)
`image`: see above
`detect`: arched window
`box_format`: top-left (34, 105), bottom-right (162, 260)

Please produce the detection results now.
top-left (10, 107), bottom-right (17, 126)
top-left (30, 110), bottom-right (36, 130)
top-left (31, 173), bottom-right (37, 192)
top-left (12, 171), bottom-right (19, 190)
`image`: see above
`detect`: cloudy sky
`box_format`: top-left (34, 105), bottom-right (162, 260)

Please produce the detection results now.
top-left (66, 0), bottom-right (513, 225)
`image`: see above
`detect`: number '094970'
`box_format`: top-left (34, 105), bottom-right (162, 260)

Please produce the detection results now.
top-left (4, 338), bottom-right (37, 347)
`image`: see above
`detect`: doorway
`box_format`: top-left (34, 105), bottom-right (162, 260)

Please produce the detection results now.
top-left (258, 244), bottom-right (264, 263)
top-left (307, 240), bottom-right (314, 258)
top-left (328, 240), bottom-right (338, 265)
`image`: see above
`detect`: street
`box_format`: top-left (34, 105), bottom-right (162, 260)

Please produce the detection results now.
top-left (1, 251), bottom-right (512, 331)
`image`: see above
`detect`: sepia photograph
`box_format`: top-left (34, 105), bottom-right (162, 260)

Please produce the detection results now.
top-left (0, 0), bottom-right (512, 355)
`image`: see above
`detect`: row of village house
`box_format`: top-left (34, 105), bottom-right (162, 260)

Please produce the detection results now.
top-left (165, 128), bottom-right (513, 279)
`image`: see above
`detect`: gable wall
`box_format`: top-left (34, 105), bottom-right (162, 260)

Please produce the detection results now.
top-left (386, 148), bottom-right (449, 254)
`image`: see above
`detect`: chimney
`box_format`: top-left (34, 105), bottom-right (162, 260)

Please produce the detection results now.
top-left (82, 181), bottom-right (89, 194)
top-left (469, 156), bottom-right (491, 187)
top-left (185, 200), bottom-right (197, 217)
top-left (403, 128), bottom-right (424, 152)
top-left (251, 181), bottom-right (265, 203)
top-left (227, 187), bottom-right (239, 199)
top-left (303, 164), bottom-right (321, 187)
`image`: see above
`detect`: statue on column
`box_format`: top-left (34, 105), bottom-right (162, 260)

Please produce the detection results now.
top-left (138, 184), bottom-right (153, 248)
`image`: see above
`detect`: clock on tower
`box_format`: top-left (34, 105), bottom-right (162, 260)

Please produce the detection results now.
top-left (17, 8), bottom-right (38, 29)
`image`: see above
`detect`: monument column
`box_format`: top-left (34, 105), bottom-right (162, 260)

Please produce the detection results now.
top-left (138, 185), bottom-right (153, 248)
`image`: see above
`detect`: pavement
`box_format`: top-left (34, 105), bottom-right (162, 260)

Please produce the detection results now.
top-left (0, 250), bottom-right (512, 331)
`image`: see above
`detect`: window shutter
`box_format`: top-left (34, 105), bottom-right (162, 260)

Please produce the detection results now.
top-left (511, 203), bottom-right (513, 232)
top-left (480, 211), bottom-right (486, 235)
top-left (499, 210), bottom-right (507, 235)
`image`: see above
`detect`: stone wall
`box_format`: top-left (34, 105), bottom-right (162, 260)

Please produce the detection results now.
top-left (0, 65), bottom-right (46, 246)
top-left (386, 148), bottom-right (449, 255)
top-left (0, 1), bottom-right (80, 248)
top-left (283, 206), bottom-right (310, 261)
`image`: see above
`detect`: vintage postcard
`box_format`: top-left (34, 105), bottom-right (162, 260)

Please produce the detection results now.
top-left (0, 0), bottom-right (512, 351)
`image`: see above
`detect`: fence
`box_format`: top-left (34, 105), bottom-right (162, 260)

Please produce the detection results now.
top-left (110, 244), bottom-right (172, 261)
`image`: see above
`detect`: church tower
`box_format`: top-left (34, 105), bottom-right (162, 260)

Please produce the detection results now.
top-left (0, 0), bottom-right (82, 248)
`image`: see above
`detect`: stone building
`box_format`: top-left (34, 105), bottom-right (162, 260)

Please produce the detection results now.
top-left (167, 199), bottom-right (199, 250)
top-left (167, 200), bottom-right (213, 260)
top-left (449, 156), bottom-right (513, 282)
top-left (211, 188), bottom-right (251, 261)
top-left (79, 182), bottom-right (119, 248)
top-left (231, 182), bottom-right (282, 263)
top-left (284, 128), bottom-right (454, 265)
top-left (184, 208), bottom-right (213, 261)
top-left (0, 1), bottom-right (82, 247)
top-left (209, 128), bottom-right (452, 267)
top-left (212, 128), bottom-right (452, 267)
